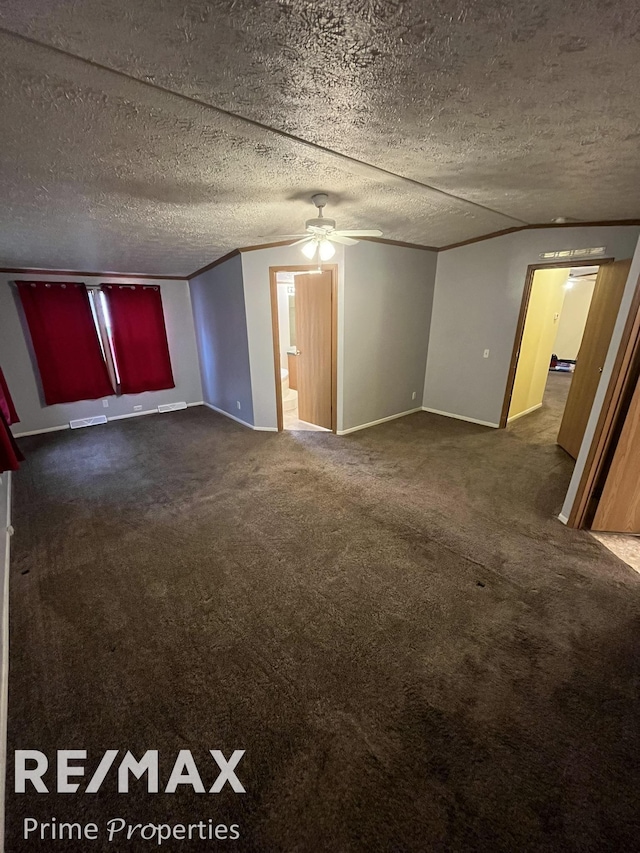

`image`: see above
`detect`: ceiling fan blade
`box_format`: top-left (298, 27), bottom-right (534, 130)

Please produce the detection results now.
top-left (334, 229), bottom-right (383, 237)
top-left (327, 234), bottom-right (359, 246)
top-left (288, 236), bottom-right (314, 246)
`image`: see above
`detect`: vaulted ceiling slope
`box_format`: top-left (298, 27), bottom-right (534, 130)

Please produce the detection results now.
top-left (0, 1), bottom-right (639, 276)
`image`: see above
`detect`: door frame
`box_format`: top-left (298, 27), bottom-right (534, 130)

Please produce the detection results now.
top-left (567, 267), bottom-right (640, 527)
top-left (269, 264), bottom-right (338, 433)
top-left (499, 258), bottom-right (614, 429)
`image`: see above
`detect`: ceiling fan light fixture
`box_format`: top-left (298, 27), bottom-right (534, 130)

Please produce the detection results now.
top-left (300, 240), bottom-right (317, 260)
top-left (318, 238), bottom-right (335, 261)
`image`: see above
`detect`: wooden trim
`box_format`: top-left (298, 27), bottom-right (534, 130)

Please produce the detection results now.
top-left (331, 272), bottom-right (338, 433)
top-left (567, 270), bottom-right (640, 528)
top-left (498, 258), bottom-right (614, 429)
top-left (439, 220), bottom-right (640, 252)
top-left (355, 236), bottom-right (438, 252)
top-left (268, 264), bottom-right (338, 433)
top-left (269, 268), bottom-right (285, 433)
top-left (0, 266), bottom-right (182, 281)
top-left (239, 240), bottom-right (306, 254)
top-left (187, 250), bottom-right (240, 280)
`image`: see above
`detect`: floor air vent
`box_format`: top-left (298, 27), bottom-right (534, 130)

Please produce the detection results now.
top-left (70, 415), bottom-right (108, 430)
top-left (158, 402), bottom-right (187, 413)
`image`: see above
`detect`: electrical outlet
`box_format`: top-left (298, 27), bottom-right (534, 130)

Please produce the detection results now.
top-left (236, 401), bottom-right (241, 410)
top-left (133, 405), bottom-right (142, 411)
top-left (483, 349), bottom-right (490, 358)
top-left (102, 399), bottom-right (109, 408)
top-left (412, 391), bottom-right (417, 400)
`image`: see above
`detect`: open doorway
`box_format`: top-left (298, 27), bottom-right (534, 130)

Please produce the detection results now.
top-left (269, 264), bottom-right (337, 433)
top-left (500, 258), bottom-right (632, 461)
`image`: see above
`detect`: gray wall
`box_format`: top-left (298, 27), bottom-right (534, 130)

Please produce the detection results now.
top-left (342, 241), bottom-right (437, 431)
top-left (0, 274), bottom-right (203, 434)
top-left (189, 254), bottom-right (254, 425)
top-left (424, 225), bottom-right (640, 426)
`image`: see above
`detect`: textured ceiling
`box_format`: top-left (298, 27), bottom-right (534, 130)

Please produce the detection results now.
top-left (0, 1), bottom-right (639, 275)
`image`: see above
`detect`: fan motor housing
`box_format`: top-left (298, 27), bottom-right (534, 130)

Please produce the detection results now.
top-left (305, 217), bottom-right (336, 231)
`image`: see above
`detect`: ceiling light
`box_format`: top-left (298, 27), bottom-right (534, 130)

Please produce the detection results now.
top-left (300, 240), bottom-right (317, 260)
top-left (564, 281), bottom-right (575, 290)
top-left (318, 239), bottom-right (335, 261)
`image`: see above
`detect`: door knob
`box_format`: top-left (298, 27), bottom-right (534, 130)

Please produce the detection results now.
top-left (295, 349), bottom-right (301, 355)
top-left (598, 367), bottom-right (603, 373)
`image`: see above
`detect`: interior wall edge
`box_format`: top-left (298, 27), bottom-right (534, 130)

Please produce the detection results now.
top-left (0, 470), bottom-right (12, 853)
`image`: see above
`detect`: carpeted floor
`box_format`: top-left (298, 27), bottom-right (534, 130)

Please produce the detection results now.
top-left (6, 374), bottom-right (640, 851)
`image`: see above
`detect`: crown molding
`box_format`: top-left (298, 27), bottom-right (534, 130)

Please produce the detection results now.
top-left (0, 266), bottom-right (182, 281)
top-left (439, 219), bottom-right (640, 252)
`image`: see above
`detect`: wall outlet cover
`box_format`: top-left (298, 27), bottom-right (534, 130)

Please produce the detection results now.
top-left (133, 405), bottom-right (143, 411)
top-left (236, 401), bottom-right (241, 410)
top-left (102, 399), bottom-right (109, 408)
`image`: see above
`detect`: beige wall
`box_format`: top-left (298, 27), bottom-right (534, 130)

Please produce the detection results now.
top-left (509, 268), bottom-right (569, 420)
top-left (552, 278), bottom-right (595, 361)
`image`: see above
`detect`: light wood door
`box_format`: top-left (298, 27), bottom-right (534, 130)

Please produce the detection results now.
top-left (557, 259), bottom-right (631, 458)
top-left (295, 271), bottom-right (332, 429)
top-left (591, 373), bottom-right (640, 532)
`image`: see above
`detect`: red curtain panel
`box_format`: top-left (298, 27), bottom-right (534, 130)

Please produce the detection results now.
top-left (0, 410), bottom-right (23, 473)
top-left (104, 285), bottom-right (175, 394)
top-left (0, 366), bottom-right (19, 425)
top-left (17, 282), bottom-right (114, 405)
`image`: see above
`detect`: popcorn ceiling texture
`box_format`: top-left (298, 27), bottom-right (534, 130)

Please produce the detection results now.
top-left (0, 1), bottom-right (639, 275)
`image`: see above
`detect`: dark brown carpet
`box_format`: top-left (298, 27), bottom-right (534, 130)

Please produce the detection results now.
top-left (6, 373), bottom-right (640, 852)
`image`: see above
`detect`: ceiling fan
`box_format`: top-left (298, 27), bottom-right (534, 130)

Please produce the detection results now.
top-left (279, 193), bottom-right (383, 261)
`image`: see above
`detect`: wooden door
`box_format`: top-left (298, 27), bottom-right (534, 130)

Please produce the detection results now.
top-left (295, 271), bottom-right (332, 429)
top-left (591, 373), bottom-right (640, 532)
top-left (557, 259), bottom-right (631, 458)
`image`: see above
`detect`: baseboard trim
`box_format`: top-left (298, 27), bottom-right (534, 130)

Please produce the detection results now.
top-left (507, 403), bottom-right (543, 423)
top-left (0, 472), bottom-right (12, 853)
top-left (421, 407), bottom-right (499, 428)
top-left (337, 408), bottom-right (422, 436)
top-left (14, 403), bottom-right (204, 436)
top-left (558, 513), bottom-right (569, 525)
top-left (108, 409), bottom-right (158, 422)
top-left (202, 402), bottom-right (278, 432)
top-left (12, 424), bottom-right (69, 438)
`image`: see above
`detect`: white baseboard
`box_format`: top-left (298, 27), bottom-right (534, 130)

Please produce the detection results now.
top-left (108, 409), bottom-right (158, 422)
top-left (12, 423), bottom-right (69, 438)
top-left (558, 513), bottom-right (569, 525)
top-left (0, 472), bottom-right (12, 853)
top-left (421, 407), bottom-right (499, 429)
top-left (337, 408), bottom-right (422, 436)
top-left (14, 403), bottom-right (204, 436)
top-left (507, 403), bottom-right (542, 423)
top-left (202, 401), bottom-right (277, 432)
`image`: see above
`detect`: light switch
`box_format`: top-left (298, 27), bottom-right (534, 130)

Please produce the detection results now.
top-left (483, 349), bottom-right (490, 358)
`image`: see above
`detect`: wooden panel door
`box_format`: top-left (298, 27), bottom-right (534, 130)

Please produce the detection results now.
top-left (557, 259), bottom-right (631, 458)
top-left (295, 271), bottom-right (332, 429)
top-left (591, 373), bottom-right (640, 532)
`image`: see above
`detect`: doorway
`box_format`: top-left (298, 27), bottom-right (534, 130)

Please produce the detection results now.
top-left (269, 264), bottom-right (338, 433)
top-left (500, 258), bottom-right (631, 462)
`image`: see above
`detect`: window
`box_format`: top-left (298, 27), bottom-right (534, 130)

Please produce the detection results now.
top-left (17, 281), bottom-right (174, 406)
